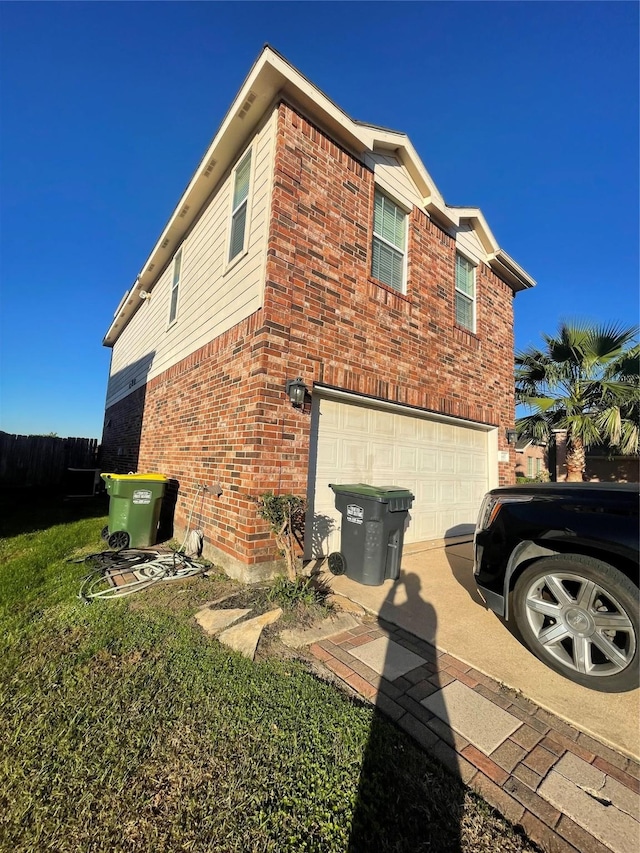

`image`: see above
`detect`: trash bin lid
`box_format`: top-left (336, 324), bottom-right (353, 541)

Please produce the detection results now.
top-left (329, 483), bottom-right (414, 501)
top-left (101, 472), bottom-right (168, 482)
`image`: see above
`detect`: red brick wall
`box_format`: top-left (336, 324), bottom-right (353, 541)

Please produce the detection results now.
top-left (103, 101), bottom-right (517, 569)
top-left (259, 103), bottom-right (516, 487)
top-left (100, 384), bottom-right (146, 474)
top-left (515, 444), bottom-right (548, 479)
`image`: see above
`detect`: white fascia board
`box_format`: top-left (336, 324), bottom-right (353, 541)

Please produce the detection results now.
top-left (488, 250), bottom-right (536, 291)
top-left (448, 206), bottom-right (536, 291)
top-left (453, 208), bottom-right (498, 254)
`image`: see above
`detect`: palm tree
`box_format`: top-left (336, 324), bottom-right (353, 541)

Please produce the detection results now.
top-left (515, 322), bottom-right (639, 481)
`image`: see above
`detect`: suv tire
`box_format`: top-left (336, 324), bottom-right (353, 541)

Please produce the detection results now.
top-left (512, 554), bottom-right (639, 692)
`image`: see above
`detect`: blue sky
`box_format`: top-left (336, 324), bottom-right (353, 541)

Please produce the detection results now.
top-left (1, 2), bottom-right (638, 439)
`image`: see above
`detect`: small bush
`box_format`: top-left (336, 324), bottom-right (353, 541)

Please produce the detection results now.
top-left (257, 492), bottom-right (305, 581)
top-left (267, 575), bottom-right (323, 610)
top-left (516, 472), bottom-right (550, 484)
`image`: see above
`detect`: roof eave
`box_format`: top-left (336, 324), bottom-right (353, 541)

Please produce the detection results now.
top-left (103, 46), bottom-right (373, 346)
top-left (103, 45), bottom-right (536, 345)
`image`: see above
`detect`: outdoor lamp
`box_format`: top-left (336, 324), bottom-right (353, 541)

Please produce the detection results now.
top-left (506, 429), bottom-right (518, 446)
top-left (285, 377), bottom-right (308, 408)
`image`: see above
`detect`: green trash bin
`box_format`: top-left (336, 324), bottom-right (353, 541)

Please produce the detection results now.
top-left (328, 484), bottom-right (414, 586)
top-left (100, 473), bottom-right (168, 549)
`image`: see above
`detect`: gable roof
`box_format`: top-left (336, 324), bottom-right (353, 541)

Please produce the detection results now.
top-left (104, 45), bottom-right (535, 346)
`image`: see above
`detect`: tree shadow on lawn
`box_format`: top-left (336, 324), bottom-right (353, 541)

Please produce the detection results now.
top-left (0, 488), bottom-right (108, 539)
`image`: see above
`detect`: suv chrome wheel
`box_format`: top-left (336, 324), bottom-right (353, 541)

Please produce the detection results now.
top-left (513, 554), bottom-right (639, 692)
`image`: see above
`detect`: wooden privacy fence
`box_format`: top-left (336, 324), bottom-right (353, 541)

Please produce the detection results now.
top-left (0, 432), bottom-right (100, 488)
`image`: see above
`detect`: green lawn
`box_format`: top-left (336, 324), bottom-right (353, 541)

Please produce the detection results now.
top-left (0, 496), bottom-right (538, 853)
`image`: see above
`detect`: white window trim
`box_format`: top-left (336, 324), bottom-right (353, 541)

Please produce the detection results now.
top-left (455, 251), bottom-right (477, 333)
top-left (225, 143), bottom-right (255, 272)
top-left (371, 188), bottom-right (408, 295)
top-left (167, 246), bottom-right (183, 327)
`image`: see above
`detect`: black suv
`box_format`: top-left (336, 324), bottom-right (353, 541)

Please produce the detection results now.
top-left (473, 483), bottom-right (639, 692)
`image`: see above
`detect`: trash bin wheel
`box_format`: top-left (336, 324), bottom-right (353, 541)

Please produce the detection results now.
top-left (328, 552), bottom-right (346, 576)
top-left (108, 531), bottom-right (130, 550)
top-left (100, 525), bottom-right (110, 541)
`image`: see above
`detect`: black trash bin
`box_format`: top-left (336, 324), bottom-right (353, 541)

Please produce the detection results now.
top-left (328, 483), bottom-right (414, 586)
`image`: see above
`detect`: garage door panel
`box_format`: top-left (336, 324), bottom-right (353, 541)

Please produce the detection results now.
top-left (473, 481), bottom-right (489, 504)
top-left (317, 436), bottom-right (339, 469)
top-left (308, 397), bottom-right (491, 557)
top-left (343, 405), bottom-right (369, 432)
top-left (438, 510), bottom-right (457, 533)
top-left (471, 431), bottom-right (486, 450)
top-left (418, 481), bottom-right (437, 502)
top-left (439, 452), bottom-right (455, 473)
top-left (414, 512), bottom-right (438, 540)
top-left (396, 416), bottom-right (419, 440)
top-left (371, 442), bottom-right (394, 471)
top-left (319, 399), bottom-right (341, 427)
top-left (456, 480), bottom-right (473, 504)
top-left (339, 440), bottom-right (369, 470)
top-left (473, 455), bottom-right (487, 476)
top-left (456, 453), bottom-right (473, 475)
top-left (438, 423), bottom-right (456, 445)
top-left (438, 481), bottom-right (456, 504)
top-left (418, 448), bottom-right (438, 472)
top-left (371, 410), bottom-right (395, 436)
top-left (419, 420), bottom-right (438, 442)
top-left (396, 446), bottom-right (417, 472)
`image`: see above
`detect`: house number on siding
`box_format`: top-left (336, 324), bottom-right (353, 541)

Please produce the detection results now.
top-left (129, 377), bottom-right (137, 389)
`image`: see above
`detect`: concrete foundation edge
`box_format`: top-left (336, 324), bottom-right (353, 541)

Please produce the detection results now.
top-left (179, 530), bottom-right (286, 584)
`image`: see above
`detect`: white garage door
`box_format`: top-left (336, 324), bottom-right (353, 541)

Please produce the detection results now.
top-left (307, 395), bottom-right (491, 558)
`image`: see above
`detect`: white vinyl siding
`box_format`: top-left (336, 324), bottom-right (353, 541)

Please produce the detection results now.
top-left (106, 109), bottom-right (276, 408)
top-left (455, 253), bottom-right (476, 332)
top-left (371, 190), bottom-right (406, 292)
top-left (229, 149), bottom-right (252, 262)
top-left (364, 152), bottom-right (423, 211)
top-left (168, 248), bottom-right (182, 324)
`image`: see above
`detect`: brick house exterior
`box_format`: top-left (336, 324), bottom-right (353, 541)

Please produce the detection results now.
top-left (101, 47), bottom-right (535, 579)
top-left (515, 438), bottom-right (548, 480)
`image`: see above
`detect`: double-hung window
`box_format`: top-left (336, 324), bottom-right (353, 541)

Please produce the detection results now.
top-left (371, 190), bottom-right (406, 292)
top-left (169, 247), bottom-right (182, 325)
top-left (228, 149), bottom-right (252, 262)
top-left (455, 252), bottom-right (476, 332)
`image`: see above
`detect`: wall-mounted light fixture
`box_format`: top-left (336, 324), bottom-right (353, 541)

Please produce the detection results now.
top-left (285, 377), bottom-right (308, 408)
top-left (506, 429), bottom-right (518, 446)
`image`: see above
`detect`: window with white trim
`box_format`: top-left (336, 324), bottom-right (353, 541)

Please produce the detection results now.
top-left (228, 149), bottom-right (252, 262)
top-left (527, 456), bottom-right (535, 478)
top-left (455, 252), bottom-right (476, 331)
top-left (371, 189), bottom-right (406, 292)
top-left (169, 247), bottom-right (182, 325)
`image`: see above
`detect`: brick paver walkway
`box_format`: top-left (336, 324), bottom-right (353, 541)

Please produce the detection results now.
top-left (310, 617), bottom-right (640, 853)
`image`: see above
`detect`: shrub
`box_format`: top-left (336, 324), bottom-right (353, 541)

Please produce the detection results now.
top-left (257, 493), bottom-right (305, 581)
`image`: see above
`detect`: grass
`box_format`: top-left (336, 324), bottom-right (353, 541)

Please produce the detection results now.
top-left (0, 495), bottom-right (540, 853)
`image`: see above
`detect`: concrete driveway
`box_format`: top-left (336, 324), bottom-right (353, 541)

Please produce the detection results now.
top-left (323, 539), bottom-right (640, 761)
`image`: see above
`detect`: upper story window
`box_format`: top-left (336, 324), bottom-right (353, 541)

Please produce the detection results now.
top-left (455, 252), bottom-right (476, 332)
top-left (228, 149), bottom-right (252, 262)
top-left (169, 247), bottom-right (182, 325)
top-left (371, 189), bottom-right (406, 292)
